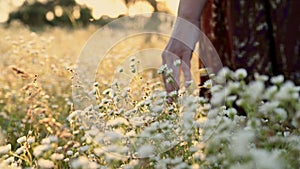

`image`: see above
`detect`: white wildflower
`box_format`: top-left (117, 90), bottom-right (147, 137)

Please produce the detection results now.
top-left (166, 77), bottom-right (174, 83)
top-left (210, 84), bottom-right (222, 93)
top-left (88, 161), bottom-right (100, 169)
top-left (71, 156), bottom-right (90, 169)
top-left (161, 141), bottom-right (171, 148)
top-left (79, 145), bottom-right (89, 152)
top-left (3, 157), bottom-right (14, 164)
top-left (66, 150), bottom-right (73, 156)
top-left (128, 116), bottom-right (144, 127)
top-left (207, 109), bottom-right (219, 119)
top-left (152, 105), bottom-right (164, 113)
top-left (67, 110), bottom-right (79, 121)
top-left (234, 68), bottom-right (247, 79)
top-left (168, 105), bottom-right (174, 112)
top-left (41, 138), bottom-right (51, 145)
top-left (203, 79), bottom-right (212, 89)
top-left (107, 117), bottom-right (129, 127)
top-left (174, 162), bottom-right (189, 169)
top-left (275, 81), bottom-right (298, 100)
top-left (33, 144), bottom-right (51, 157)
top-left (231, 130), bottom-right (254, 156)
top-left (158, 64), bottom-right (168, 74)
top-left (211, 90), bottom-right (227, 105)
top-left (0, 144), bottom-right (11, 155)
top-left (106, 145), bottom-right (128, 154)
top-left (137, 144), bottom-right (154, 158)
top-left (270, 75), bottom-right (284, 84)
top-left (117, 67), bottom-right (123, 73)
top-left (153, 133), bottom-right (164, 140)
top-left (246, 81), bottom-right (265, 103)
top-left (236, 99), bottom-right (245, 106)
top-left (104, 131), bottom-right (122, 142)
top-left (226, 95), bottom-right (237, 103)
top-left (74, 152), bottom-right (79, 157)
top-left (93, 82), bottom-right (99, 87)
top-left (105, 152), bottom-right (128, 161)
top-left (51, 153), bottom-right (64, 161)
top-left (169, 90), bottom-right (178, 98)
top-left (156, 99), bottom-right (164, 105)
top-left (258, 101), bottom-right (279, 114)
top-left (173, 59), bottom-right (181, 67)
top-left (157, 91), bottom-right (167, 98)
top-left (182, 112), bottom-right (194, 130)
top-left (88, 154), bottom-right (95, 158)
top-left (218, 67), bottom-right (231, 77)
top-left (166, 68), bottom-right (173, 76)
top-left (57, 146), bottom-right (62, 151)
top-left (49, 135), bottom-right (58, 142)
top-left (227, 81), bottom-right (240, 93)
top-left (94, 148), bottom-right (104, 157)
top-left (292, 111), bottom-right (300, 128)
top-left (264, 85), bottom-right (278, 99)
top-left (185, 80), bottom-right (193, 87)
top-left (73, 130), bottom-right (80, 135)
top-left (38, 159), bottom-right (54, 169)
top-left (101, 98), bottom-right (112, 104)
top-left (27, 136), bottom-right (35, 144)
top-left (254, 72), bottom-right (269, 81)
top-left (250, 149), bottom-right (282, 169)
top-left (274, 108), bottom-right (287, 121)
top-left (247, 118), bottom-right (262, 128)
top-left (230, 162), bottom-right (255, 169)
top-left (81, 136), bottom-right (86, 142)
top-left (125, 130), bottom-right (136, 137)
top-left (227, 107), bottom-right (237, 117)
top-left (130, 56), bottom-right (136, 62)
top-left (171, 157), bottom-right (183, 164)
top-left (17, 136), bottom-right (26, 144)
top-left (15, 146), bottom-right (25, 155)
top-left (191, 164), bottom-right (200, 169)
top-left (283, 131), bottom-right (290, 137)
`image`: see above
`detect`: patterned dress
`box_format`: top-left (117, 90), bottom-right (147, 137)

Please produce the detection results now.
top-left (200, 0), bottom-right (300, 84)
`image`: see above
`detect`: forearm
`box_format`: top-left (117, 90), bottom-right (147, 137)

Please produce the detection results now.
top-left (170, 0), bottom-right (207, 49)
top-left (178, 0), bottom-right (207, 25)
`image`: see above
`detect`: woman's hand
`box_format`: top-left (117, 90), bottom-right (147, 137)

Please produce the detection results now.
top-left (162, 37), bottom-right (192, 94)
top-left (161, 0), bottom-right (207, 97)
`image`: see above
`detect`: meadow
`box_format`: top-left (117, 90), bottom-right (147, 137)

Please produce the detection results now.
top-left (0, 23), bottom-right (300, 169)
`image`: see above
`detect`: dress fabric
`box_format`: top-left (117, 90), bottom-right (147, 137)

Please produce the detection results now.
top-left (200, 0), bottom-right (300, 84)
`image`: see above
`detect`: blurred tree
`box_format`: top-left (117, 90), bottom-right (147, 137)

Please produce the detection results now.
top-left (123, 0), bottom-right (171, 13)
top-left (7, 0), bottom-right (173, 29)
top-left (8, 0), bottom-right (93, 28)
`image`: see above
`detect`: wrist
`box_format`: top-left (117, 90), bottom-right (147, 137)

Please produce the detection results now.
top-left (170, 17), bottom-right (201, 50)
top-left (178, 15), bottom-right (200, 26)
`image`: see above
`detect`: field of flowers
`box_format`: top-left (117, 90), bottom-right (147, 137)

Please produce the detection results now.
top-left (0, 23), bottom-right (300, 169)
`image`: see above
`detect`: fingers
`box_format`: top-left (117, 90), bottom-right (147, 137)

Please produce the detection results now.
top-left (162, 51), bottom-right (180, 94)
top-left (161, 38), bottom-right (193, 100)
top-left (181, 51), bottom-right (192, 88)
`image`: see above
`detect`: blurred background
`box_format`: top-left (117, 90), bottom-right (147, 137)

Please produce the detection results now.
top-left (0, 0), bottom-right (191, 152)
top-left (0, 0), bottom-right (179, 29)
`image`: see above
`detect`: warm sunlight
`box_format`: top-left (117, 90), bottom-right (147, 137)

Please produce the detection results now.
top-left (76, 0), bottom-right (179, 19)
top-left (128, 1), bottom-right (154, 16)
top-left (76, 0), bottom-right (127, 19)
top-left (165, 0), bottom-right (179, 13)
top-left (0, 0), bottom-right (180, 23)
